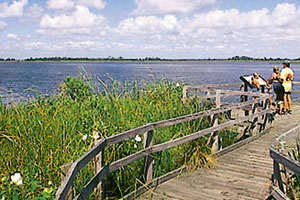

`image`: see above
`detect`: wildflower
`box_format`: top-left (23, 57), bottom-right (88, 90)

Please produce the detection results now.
top-left (134, 144), bottom-right (138, 148)
top-left (93, 131), bottom-right (100, 140)
top-left (11, 173), bottom-right (23, 186)
top-left (48, 181), bottom-right (52, 185)
top-left (82, 134), bottom-right (88, 141)
top-left (176, 82), bottom-right (180, 87)
top-left (135, 135), bottom-right (142, 142)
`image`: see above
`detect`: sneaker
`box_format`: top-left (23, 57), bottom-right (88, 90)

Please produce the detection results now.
top-left (288, 110), bottom-right (292, 114)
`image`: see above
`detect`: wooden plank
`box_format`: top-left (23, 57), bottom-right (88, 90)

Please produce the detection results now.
top-left (109, 110), bottom-right (270, 174)
top-left (75, 166), bottom-right (109, 200)
top-left (213, 128), bottom-right (269, 157)
top-left (60, 163), bottom-right (73, 200)
top-left (121, 167), bottom-right (188, 200)
top-left (270, 186), bottom-right (291, 200)
top-left (218, 163), bottom-right (271, 178)
top-left (143, 130), bottom-right (154, 183)
top-left (106, 124), bottom-right (153, 145)
top-left (185, 83), bottom-right (242, 90)
top-left (55, 139), bottom-right (107, 200)
top-left (105, 96), bottom-right (269, 146)
top-left (94, 139), bottom-right (104, 200)
top-left (273, 160), bottom-right (285, 193)
top-left (270, 148), bottom-right (300, 176)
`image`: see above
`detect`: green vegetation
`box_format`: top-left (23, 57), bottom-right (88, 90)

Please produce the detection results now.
top-left (0, 75), bottom-right (219, 199)
top-left (287, 137), bottom-right (300, 199)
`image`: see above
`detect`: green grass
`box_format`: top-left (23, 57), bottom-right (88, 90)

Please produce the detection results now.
top-left (0, 75), bottom-right (216, 199)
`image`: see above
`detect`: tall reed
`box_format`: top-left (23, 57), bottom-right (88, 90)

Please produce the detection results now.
top-left (0, 76), bottom-right (214, 199)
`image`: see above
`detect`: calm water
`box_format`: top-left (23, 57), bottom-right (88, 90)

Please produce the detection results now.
top-left (1, 61), bottom-right (300, 103)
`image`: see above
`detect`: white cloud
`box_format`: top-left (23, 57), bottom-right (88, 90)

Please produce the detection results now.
top-left (118, 15), bottom-right (178, 35)
top-left (40, 5), bottom-right (106, 29)
top-left (133, 0), bottom-right (216, 14)
top-left (114, 3), bottom-right (300, 58)
top-left (77, 0), bottom-right (106, 10)
top-left (47, 0), bottom-right (75, 10)
top-left (0, 0), bottom-right (28, 18)
top-left (6, 33), bottom-right (19, 40)
top-left (25, 4), bottom-right (44, 20)
top-left (0, 21), bottom-right (7, 30)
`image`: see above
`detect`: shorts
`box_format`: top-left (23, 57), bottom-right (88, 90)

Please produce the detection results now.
top-left (252, 88), bottom-right (259, 93)
top-left (273, 82), bottom-right (279, 93)
top-left (284, 91), bottom-right (291, 95)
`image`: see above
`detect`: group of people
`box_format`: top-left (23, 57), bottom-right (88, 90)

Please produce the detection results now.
top-left (251, 61), bottom-right (294, 115)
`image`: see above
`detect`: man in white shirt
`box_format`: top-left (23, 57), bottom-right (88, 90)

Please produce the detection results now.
top-left (280, 60), bottom-right (294, 114)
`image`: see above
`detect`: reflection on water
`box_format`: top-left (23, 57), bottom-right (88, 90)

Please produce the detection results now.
top-left (0, 61), bottom-right (300, 104)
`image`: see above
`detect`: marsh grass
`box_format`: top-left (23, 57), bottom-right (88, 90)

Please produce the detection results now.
top-left (287, 137), bottom-right (300, 199)
top-left (0, 75), bottom-right (222, 199)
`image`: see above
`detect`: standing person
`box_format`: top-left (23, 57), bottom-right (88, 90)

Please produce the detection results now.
top-left (268, 66), bottom-right (281, 109)
top-left (280, 60), bottom-right (294, 114)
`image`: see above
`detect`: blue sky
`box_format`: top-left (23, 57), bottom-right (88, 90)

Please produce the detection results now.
top-left (1, 0), bottom-right (300, 59)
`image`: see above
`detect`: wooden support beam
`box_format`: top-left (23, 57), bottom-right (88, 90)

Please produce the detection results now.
top-left (144, 130), bottom-right (154, 183)
top-left (94, 139), bottom-right (105, 200)
top-left (60, 163), bottom-right (73, 200)
top-left (273, 160), bottom-right (285, 193)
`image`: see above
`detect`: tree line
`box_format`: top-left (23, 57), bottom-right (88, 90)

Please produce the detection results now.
top-left (0, 56), bottom-right (300, 62)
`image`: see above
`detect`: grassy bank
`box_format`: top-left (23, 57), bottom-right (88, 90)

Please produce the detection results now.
top-left (0, 76), bottom-right (219, 199)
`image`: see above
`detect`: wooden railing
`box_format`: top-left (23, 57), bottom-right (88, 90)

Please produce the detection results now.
top-left (55, 83), bottom-right (272, 200)
top-left (268, 125), bottom-right (300, 200)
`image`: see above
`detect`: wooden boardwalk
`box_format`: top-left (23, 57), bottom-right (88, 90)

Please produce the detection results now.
top-left (139, 104), bottom-right (300, 200)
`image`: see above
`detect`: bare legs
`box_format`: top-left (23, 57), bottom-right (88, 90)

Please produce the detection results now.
top-left (283, 93), bottom-right (292, 113)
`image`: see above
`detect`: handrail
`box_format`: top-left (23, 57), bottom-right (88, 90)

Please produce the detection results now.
top-left (55, 83), bottom-right (271, 200)
top-left (269, 125), bottom-right (300, 200)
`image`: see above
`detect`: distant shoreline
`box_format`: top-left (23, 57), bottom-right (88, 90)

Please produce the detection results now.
top-left (1, 59), bottom-right (300, 64)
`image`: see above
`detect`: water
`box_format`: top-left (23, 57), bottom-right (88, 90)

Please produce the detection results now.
top-left (1, 61), bottom-right (300, 103)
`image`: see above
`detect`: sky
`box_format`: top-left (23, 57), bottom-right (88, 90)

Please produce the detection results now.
top-left (1, 0), bottom-right (300, 59)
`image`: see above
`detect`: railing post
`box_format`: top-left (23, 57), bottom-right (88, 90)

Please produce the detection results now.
top-left (273, 160), bottom-right (284, 193)
top-left (60, 163), bottom-right (73, 200)
top-left (144, 130), bottom-right (154, 183)
top-left (244, 83), bottom-right (249, 116)
top-left (208, 90), bottom-right (221, 153)
top-left (94, 139), bottom-right (105, 200)
top-left (183, 86), bottom-right (188, 103)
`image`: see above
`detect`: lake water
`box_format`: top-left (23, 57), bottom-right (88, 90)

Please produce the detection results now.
top-left (1, 61), bottom-right (300, 103)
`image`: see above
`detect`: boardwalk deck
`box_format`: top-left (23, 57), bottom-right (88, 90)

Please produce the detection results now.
top-left (139, 104), bottom-right (300, 200)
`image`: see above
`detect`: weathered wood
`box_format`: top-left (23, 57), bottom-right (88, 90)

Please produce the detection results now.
top-left (207, 90), bottom-right (221, 152)
top-left (273, 159), bottom-right (285, 193)
top-left (121, 167), bottom-right (188, 200)
top-left (185, 83), bottom-right (242, 90)
top-left (60, 163), bottom-right (73, 200)
top-left (213, 129), bottom-right (269, 157)
top-left (55, 82), bottom-right (274, 200)
top-left (105, 96), bottom-right (268, 147)
top-left (269, 186), bottom-right (291, 200)
top-left (143, 130), bottom-right (154, 183)
top-left (55, 139), bottom-right (107, 200)
top-left (106, 124), bottom-right (153, 146)
top-left (270, 148), bottom-right (300, 176)
top-left (75, 166), bottom-right (109, 200)
top-left (182, 86), bottom-right (188, 102)
top-left (108, 110), bottom-right (271, 174)
top-left (94, 139), bottom-right (104, 200)
top-left (243, 83), bottom-right (249, 116)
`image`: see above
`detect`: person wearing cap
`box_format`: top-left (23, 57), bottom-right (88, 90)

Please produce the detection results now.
top-left (280, 60), bottom-right (294, 114)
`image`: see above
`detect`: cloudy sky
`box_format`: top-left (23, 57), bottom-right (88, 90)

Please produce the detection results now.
top-left (1, 0), bottom-right (300, 59)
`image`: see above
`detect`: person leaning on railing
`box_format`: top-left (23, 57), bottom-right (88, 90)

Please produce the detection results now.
top-left (251, 72), bottom-right (260, 99)
top-left (280, 60), bottom-right (294, 114)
